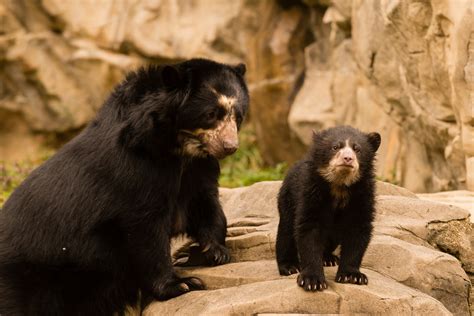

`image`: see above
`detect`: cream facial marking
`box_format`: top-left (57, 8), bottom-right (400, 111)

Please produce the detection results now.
top-left (179, 112), bottom-right (239, 159)
top-left (318, 139), bottom-right (360, 187)
top-left (218, 94), bottom-right (237, 110)
top-left (209, 87), bottom-right (237, 111)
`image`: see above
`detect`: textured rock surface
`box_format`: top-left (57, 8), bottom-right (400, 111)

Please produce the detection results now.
top-left (155, 181), bottom-right (472, 315)
top-left (1, 1), bottom-right (472, 192)
top-left (146, 266), bottom-right (450, 316)
top-left (418, 190), bottom-right (474, 223)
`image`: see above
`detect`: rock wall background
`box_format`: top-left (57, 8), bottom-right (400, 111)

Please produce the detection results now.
top-left (0, 0), bottom-right (472, 192)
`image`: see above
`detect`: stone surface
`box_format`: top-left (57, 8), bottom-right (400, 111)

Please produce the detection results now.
top-left (147, 266), bottom-right (450, 316)
top-left (418, 190), bottom-right (474, 223)
top-left (162, 181), bottom-right (472, 315)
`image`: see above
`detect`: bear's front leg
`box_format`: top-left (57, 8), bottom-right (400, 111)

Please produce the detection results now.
top-left (129, 218), bottom-right (205, 301)
top-left (335, 223), bottom-right (372, 285)
top-left (186, 191), bottom-right (230, 266)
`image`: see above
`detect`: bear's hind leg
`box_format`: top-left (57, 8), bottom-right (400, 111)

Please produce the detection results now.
top-left (276, 221), bottom-right (299, 276)
top-left (323, 239), bottom-right (339, 267)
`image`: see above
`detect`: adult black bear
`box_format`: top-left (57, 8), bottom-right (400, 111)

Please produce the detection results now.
top-left (276, 126), bottom-right (381, 291)
top-left (0, 59), bottom-right (249, 315)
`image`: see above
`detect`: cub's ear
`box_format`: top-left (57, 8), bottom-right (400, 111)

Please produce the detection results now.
top-left (367, 132), bottom-right (381, 152)
top-left (311, 129), bottom-right (321, 138)
top-left (161, 65), bottom-right (184, 89)
top-left (233, 63), bottom-right (246, 76)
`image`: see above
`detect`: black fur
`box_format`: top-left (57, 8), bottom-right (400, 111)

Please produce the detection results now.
top-left (276, 126), bottom-right (381, 291)
top-left (0, 58), bottom-right (249, 315)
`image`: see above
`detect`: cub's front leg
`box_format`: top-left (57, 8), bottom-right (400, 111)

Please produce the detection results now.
top-left (295, 216), bottom-right (328, 291)
top-left (335, 223), bottom-right (372, 285)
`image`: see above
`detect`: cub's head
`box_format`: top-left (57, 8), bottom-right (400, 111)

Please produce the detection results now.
top-left (116, 59), bottom-right (249, 159)
top-left (311, 126), bottom-right (381, 186)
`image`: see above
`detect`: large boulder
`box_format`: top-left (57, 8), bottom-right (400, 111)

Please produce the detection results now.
top-left (153, 181), bottom-right (472, 315)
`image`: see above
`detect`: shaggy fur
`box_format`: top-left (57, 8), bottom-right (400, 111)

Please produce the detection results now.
top-left (0, 58), bottom-right (249, 315)
top-left (276, 126), bottom-right (381, 291)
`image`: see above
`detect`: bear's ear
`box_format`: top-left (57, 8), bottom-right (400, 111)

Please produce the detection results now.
top-left (233, 63), bottom-right (246, 76)
top-left (367, 132), bottom-right (381, 152)
top-left (119, 111), bottom-right (154, 149)
top-left (161, 65), bottom-right (183, 89)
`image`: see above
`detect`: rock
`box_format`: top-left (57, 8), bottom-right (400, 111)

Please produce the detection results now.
top-left (417, 190), bottom-right (474, 222)
top-left (375, 195), bottom-right (473, 274)
top-left (364, 235), bottom-right (471, 315)
top-left (1, 1), bottom-right (138, 160)
top-left (245, 1), bottom-right (309, 165)
top-left (146, 265), bottom-right (450, 315)
top-left (376, 181), bottom-right (418, 198)
top-left (43, 0), bottom-right (244, 60)
top-left (168, 181), bottom-right (473, 314)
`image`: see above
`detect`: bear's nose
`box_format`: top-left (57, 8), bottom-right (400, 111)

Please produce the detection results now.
top-left (223, 140), bottom-right (238, 155)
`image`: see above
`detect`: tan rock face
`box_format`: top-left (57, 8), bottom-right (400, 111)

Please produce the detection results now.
top-left (0, 1), bottom-right (472, 192)
top-left (154, 181), bottom-right (472, 315)
top-left (288, 0), bottom-right (473, 192)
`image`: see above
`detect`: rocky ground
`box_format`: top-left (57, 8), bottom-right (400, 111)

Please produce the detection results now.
top-left (145, 181), bottom-right (473, 315)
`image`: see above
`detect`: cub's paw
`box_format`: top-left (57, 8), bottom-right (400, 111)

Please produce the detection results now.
top-left (278, 263), bottom-right (300, 276)
top-left (297, 271), bottom-right (328, 291)
top-left (203, 243), bottom-right (230, 266)
top-left (153, 276), bottom-right (205, 301)
top-left (335, 270), bottom-right (368, 285)
top-left (323, 254), bottom-right (339, 267)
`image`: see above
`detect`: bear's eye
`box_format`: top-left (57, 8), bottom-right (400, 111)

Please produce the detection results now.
top-left (353, 144), bottom-right (360, 153)
top-left (207, 110), bottom-right (217, 120)
top-left (332, 145), bottom-right (339, 151)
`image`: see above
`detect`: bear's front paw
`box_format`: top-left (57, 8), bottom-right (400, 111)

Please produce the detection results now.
top-left (297, 271), bottom-right (328, 291)
top-left (323, 254), bottom-right (339, 267)
top-left (203, 243), bottom-right (230, 266)
top-left (278, 263), bottom-right (300, 276)
top-left (153, 276), bottom-right (206, 301)
top-left (335, 270), bottom-right (368, 285)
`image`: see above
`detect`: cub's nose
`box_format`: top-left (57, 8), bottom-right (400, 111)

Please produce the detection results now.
top-left (223, 140), bottom-right (238, 155)
top-left (343, 156), bottom-right (353, 164)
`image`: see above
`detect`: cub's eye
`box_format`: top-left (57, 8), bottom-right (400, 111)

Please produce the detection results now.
top-left (332, 145), bottom-right (339, 151)
top-left (353, 144), bottom-right (360, 153)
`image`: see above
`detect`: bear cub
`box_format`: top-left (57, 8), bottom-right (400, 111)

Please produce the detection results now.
top-left (276, 126), bottom-right (381, 291)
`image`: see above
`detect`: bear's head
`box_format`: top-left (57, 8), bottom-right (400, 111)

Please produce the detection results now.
top-left (311, 126), bottom-right (381, 186)
top-left (115, 59), bottom-right (249, 160)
